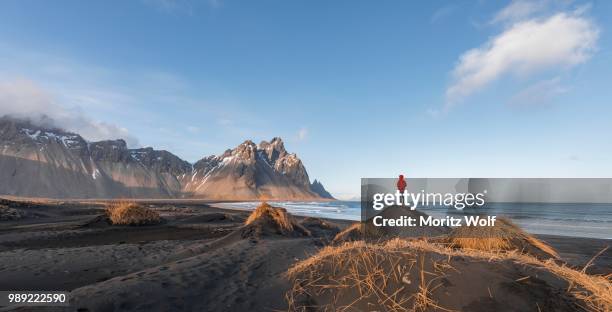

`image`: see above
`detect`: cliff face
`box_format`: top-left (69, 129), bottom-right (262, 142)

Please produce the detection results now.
top-left (182, 138), bottom-right (321, 200)
top-left (0, 117), bottom-right (192, 198)
top-left (0, 117), bottom-right (334, 200)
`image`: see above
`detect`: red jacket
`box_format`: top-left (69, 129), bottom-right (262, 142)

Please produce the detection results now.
top-left (397, 175), bottom-right (407, 192)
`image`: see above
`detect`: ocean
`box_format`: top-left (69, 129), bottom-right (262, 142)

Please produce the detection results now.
top-left (216, 201), bottom-right (612, 239)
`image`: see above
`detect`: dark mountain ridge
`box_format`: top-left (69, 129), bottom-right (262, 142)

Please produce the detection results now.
top-left (0, 116), bottom-right (334, 200)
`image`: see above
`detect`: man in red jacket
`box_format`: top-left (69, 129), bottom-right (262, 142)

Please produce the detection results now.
top-left (397, 175), bottom-right (407, 205)
top-left (397, 175), bottom-right (407, 192)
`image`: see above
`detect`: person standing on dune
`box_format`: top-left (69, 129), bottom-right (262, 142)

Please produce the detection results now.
top-left (397, 174), bottom-right (407, 205)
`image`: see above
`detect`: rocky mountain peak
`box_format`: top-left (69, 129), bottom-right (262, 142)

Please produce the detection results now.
top-left (0, 117), bottom-right (88, 151)
top-left (310, 179), bottom-right (334, 199)
top-left (230, 140), bottom-right (258, 162)
top-left (193, 154), bottom-right (219, 174)
top-left (274, 153), bottom-right (310, 187)
top-left (258, 137), bottom-right (288, 164)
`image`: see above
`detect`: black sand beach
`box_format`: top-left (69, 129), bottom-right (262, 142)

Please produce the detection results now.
top-left (0, 198), bottom-right (610, 311)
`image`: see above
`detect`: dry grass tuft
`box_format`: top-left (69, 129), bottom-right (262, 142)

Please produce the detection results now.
top-left (287, 239), bottom-right (611, 312)
top-left (444, 217), bottom-right (559, 259)
top-left (287, 240), bottom-right (455, 312)
top-left (244, 202), bottom-right (310, 236)
top-left (105, 201), bottom-right (161, 225)
top-left (332, 222), bottom-right (382, 244)
top-left (403, 239), bottom-right (611, 312)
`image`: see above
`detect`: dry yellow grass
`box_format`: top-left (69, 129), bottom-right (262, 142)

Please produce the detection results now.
top-left (387, 239), bottom-right (611, 312)
top-left (245, 202), bottom-right (294, 230)
top-left (105, 201), bottom-right (161, 225)
top-left (287, 238), bottom-right (611, 312)
top-left (287, 240), bottom-right (455, 312)
top-left (332, 222), bottom-right (383, 244)
top-left (444, 217), bottom-right (559, 259)
top-left (245, 202), bottom-right (310, 236)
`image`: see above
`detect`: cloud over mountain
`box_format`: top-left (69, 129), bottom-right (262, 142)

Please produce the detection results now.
top-left (0, 79), bottom-right (139, 147)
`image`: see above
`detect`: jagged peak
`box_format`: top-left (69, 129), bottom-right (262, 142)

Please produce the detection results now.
top-left (282, 153), bottom-right (300, 163)
top-left (258, 137), bottom-right (289, 165)
top-left (193, 154), bottom-right (219, 171)
top-left (259, 137), bottom-right (285, 149)
top-left (309, 179), bottom-right (334, 199)
top-left (270, 136), bottom-right (284, 144)
top-left (206, 140), bottom-right (258, 164)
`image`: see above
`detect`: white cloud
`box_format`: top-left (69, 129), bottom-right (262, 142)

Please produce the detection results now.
top-left (490, 0), bottom-right (547, 24)
top-left (0, 79), bottom-right (139, 147)
top-left (445, 7), bottom-right (598, 110)
top-left (297, 128), bottom-right (308, 141)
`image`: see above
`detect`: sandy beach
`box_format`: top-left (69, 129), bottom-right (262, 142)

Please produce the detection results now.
top-left (0, 198), bottom-right (610, 311)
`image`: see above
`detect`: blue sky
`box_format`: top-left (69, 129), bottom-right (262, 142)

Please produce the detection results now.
top-left (0, 0), bottom-right (611, 199)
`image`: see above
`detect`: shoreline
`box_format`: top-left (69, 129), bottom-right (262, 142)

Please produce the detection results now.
top-left (210, 201), bottom-right (612, 240)
top-left (2, 195), bottom-right (608, 241)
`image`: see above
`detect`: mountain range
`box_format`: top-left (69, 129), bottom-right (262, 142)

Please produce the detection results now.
top-left (0, 116), bottom-right (334, 200)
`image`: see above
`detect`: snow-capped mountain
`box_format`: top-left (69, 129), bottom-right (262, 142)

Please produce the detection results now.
top-left (182, 138), bottom-right (319, 199)
top-left (0, 116), bottom-right (334, 200)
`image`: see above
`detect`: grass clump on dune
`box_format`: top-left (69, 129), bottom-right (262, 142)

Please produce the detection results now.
top-left (287, 239), bottom-right (611, 312)
top-left (244, 202), bottom-right (310, 237)
top-left (287, 240), bottom-right (456, 312)
top-left (105, 201), bottom-right (161, 225)
top-left (392, 239), bottom-right (611, 312)
top-left (444, 217), bottom-right (559, 259)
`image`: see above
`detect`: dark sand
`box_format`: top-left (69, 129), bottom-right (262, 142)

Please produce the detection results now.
top-left (0, 198), bottom-right (609, 311)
